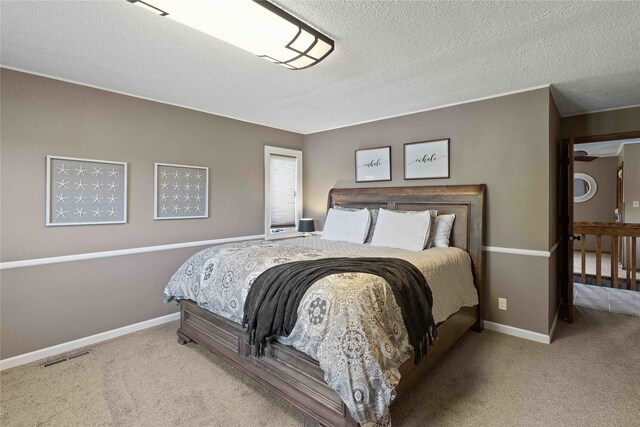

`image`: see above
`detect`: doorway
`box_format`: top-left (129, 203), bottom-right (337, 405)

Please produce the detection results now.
top-left (561, 131), bottom-right (640, 321)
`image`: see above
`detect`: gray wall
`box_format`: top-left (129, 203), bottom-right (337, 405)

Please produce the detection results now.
top-left (548, 95), bottom-right (561, 331)
top-left (574, 157), bottom-right (618, 251)
top-left (304, 88), bottom-right (558, 334)
top-left (561, 106), bottom-right (640, 138)
top-left (0, 69), bottom-right (304, 359)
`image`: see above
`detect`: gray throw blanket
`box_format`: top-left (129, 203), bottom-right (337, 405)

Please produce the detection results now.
top-left (242, 257), bottom-right (438, 364)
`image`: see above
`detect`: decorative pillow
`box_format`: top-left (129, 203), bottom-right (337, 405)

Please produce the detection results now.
top-left (321, 207), bottom-right (371, 244)
top-left (430, 214), bottom-right (456, 248)
top-left (370, 208), bottom-right (431, 251)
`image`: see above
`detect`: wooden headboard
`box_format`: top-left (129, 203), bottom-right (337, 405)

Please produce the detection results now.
top-left (327, 185), bottom-right (486, 329)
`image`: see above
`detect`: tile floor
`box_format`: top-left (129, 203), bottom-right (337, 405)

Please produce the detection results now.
top-left (574, 283), bottom-right (640, 316)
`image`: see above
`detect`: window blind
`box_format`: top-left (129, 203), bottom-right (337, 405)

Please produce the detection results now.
top-left (269, 154), bottom-right (297, 228)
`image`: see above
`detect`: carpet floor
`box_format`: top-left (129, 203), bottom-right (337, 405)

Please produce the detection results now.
top-left (1, 306), bottom-right (639, 426)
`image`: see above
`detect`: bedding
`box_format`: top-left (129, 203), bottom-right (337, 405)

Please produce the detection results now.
top-left (243, 257), bottom-right (437, 363)
top-left (164, 237), bottom-right (477, 426)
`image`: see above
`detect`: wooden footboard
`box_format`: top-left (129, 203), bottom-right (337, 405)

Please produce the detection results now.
top-left (178, 299), bottom-right (477, 426)
top-left (178, 299), bottom-right (355, 426)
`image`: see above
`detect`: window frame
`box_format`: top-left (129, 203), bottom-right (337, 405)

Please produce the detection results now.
top-left (264, 145), bottom-right (303, 240)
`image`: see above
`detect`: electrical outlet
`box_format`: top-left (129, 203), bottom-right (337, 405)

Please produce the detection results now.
top-left (633, 201), bottom-right (639, 208)
top-left (499, 298), bottom-right (507, 310)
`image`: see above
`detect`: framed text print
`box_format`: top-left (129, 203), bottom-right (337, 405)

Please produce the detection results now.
top-left (404, 139), bottom-right (450, 180)
top-left (154, 163), bottom-right (208, 220)
top-left (355, 146), bottom-right (392, 183)
top-left (46, 155), bottom-right (127, 226)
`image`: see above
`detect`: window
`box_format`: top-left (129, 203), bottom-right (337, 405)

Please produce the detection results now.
top-left (264, 146), bottom-right (302, 239)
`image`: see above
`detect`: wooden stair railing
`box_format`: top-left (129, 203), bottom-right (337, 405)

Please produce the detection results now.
top-left (573, 222), bottom-right (640, 290)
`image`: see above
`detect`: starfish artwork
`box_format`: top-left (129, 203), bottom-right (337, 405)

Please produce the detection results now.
top-left (48, 157), bottom-right (126, 225)
top-left (155, 164), bottom-right (207, 219)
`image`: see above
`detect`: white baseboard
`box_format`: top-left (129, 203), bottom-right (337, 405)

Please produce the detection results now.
top-left (484, 320), bottom-right (553, 344)
top-left (0, 312), bottom-right (180, 371)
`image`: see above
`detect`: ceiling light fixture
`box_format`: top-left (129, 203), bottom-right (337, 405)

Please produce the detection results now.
top-left (126, 0), bottom-right (334, 70)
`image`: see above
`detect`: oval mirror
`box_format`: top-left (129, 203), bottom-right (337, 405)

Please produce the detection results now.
top-left (574, 173), bottom-right (597, 203)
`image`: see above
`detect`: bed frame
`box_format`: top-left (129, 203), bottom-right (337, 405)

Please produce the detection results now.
top-left (176, 185), bottom-right (485, 426)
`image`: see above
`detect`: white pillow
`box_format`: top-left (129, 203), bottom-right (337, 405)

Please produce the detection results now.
top-left (370, 208), bottom-right (431, 251)
top-left (431, 214), bottom-right (456, 248)
top-left (321, 208), bottom-right (371, 244)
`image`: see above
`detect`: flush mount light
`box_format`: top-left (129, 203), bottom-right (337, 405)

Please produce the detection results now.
top-left (126, 0), bottom-right (334, 70)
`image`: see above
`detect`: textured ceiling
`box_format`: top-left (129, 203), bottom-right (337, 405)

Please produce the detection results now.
top-left (1, 0), bottom-right (639, 134)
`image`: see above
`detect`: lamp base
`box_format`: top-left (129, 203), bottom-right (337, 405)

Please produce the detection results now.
top-left (301, 232), bottom-right (311, 237)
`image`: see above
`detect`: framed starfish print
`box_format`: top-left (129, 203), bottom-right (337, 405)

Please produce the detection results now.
top-left (154, 163), bottom-right (209, 220)
top-left (46, 155), bottom-right (127, 226)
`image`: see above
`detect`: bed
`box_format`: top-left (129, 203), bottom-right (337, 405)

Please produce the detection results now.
top-left (166, 185), bottom-right (485, 426)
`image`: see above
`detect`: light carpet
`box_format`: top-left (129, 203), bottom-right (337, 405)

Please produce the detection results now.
top-left (2, 306), bottom-right (639, 426)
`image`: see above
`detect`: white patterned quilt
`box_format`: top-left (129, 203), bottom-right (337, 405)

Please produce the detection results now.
top-left (164, 237), bottom-right (478, 425)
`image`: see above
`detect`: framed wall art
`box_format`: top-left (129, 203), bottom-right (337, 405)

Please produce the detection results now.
top-left (154, 163), bottom-right (209, 220)
top-left (355, 146), bottom-right (391, 183)
top-left (46, 155), bottom-right (127, 226)
top-left (404, 138), bottom-right (450, 180)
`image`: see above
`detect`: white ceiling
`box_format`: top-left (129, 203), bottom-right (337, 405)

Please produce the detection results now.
top-left (1, 0), bottom-right (639, 134)
top-left (575, 138), bottom-right (640, 158)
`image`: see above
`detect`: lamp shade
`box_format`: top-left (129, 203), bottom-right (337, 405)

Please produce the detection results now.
top-left (298, 218), bottom-right (315, 233)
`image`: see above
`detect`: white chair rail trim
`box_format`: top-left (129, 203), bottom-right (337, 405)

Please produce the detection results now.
top-left (0, 234), bottom-right (265, 270)
top-left (483, 241), bottom-right (560, 258)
